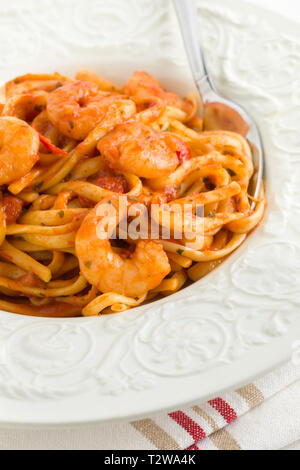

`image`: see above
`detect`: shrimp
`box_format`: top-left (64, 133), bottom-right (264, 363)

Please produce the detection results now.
top-left (2, 91), bottom-right (47, 121)
top-left (76, 69), bottom-right (121, 93)
top-left (75, 196), bottom-right (171, 297)
top-left (0, 117), bottom-right (39, 185)
top-left (98, 122), bottom-right (191, 179)
top-left (47, 81), bottom-right (136, 140)
top-left (5, 73), bottom-right (71, 98)
top-left (124, 71), bottom-right (193, 116)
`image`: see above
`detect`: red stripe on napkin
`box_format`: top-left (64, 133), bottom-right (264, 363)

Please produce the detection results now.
top-left (208, 398), bottom-right (238, 424)
top-left (188, 444), bottom-right (200, 450)
top-left (169, 411), bottom-right (206, 441)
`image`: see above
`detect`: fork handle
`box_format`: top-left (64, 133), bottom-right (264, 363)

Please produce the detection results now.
top-left (173, 0), bottom-right (214, 90)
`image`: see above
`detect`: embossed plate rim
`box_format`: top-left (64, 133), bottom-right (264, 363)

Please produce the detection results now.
top-left (0, 0), bottom-right (299, 426)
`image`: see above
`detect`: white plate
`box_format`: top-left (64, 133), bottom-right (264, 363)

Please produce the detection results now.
top-left (0, 0), bottom-right (299, 426)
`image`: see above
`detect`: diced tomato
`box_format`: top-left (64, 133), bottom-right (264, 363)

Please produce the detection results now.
top-left (79, 176), bottom-right (128, 208)
top-left (93, 176), bottom-right (128, 194)
top-left (78, 197), bottom-right (95, 209)
top-left (176, 140), bottom-right (191, 163)
top-left (2, 195), bottom-right (24, 225)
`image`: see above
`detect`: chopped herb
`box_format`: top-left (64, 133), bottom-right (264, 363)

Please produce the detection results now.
top-left (128, 196), bottom-right (138, 202)
top-left (58, 210), bottom-right (65, 219)
top-left (34, 182), bottom-right (43, 192)
top-left (69, 120), bottom-right (74, 129)
top-left (204, 177), bottom-right (215, 191)
top-left (85, 261), bottom-right (92, 268)
top-left (208, 213), bottom-right (216, 218)
top-left (20, 207), bottom-right (28, 218)
top-left (177, 249), bottom-right (184, 255)
top-left (107, 200), bottom-right (112, 205)
top-left (135, 297), bottom-right (139, 302)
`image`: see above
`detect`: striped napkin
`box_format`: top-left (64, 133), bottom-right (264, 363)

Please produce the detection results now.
top-left (0, 361), bottom-right (299, 450)
top-left (128, 361), bottom-right (300, 450)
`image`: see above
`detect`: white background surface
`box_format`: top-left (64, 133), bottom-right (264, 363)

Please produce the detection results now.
top-left (260, 5), bottom-right (300, 452)
top-left (214, 0), bottom-right (300, 452)
top-left (0, 0), bottom-right (299, 450)
top-left (249, 0), bottom-right (298, 21)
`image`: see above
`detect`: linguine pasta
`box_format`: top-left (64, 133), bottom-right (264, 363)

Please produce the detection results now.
top-left (0, 70), bottom-right (266, 317)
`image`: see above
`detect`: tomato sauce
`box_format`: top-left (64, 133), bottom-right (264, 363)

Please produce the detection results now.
top-left (17, 272), bottom-right (45, 289)
top-left (79, 176), bottom-right (128, 208)
top-left (2, 195), bottom-right (24, 225)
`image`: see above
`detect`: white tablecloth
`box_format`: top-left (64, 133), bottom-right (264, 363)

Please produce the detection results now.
top-left (1, 0), bottom-right (299, 450)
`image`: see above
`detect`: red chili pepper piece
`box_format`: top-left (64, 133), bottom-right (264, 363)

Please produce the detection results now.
top-left (176, 141), bottom-right (191, 163)
top-left (32, 125), bottom-right (70, 157)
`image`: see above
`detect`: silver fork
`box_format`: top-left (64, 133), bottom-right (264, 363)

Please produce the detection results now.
top-left (173, 0), bottom-right (264, 207)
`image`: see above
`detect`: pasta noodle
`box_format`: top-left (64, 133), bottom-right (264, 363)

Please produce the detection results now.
top-left (0, 70), bottom-right (266, 317)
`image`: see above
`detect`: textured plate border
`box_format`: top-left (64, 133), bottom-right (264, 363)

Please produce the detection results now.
top-left (0, 0), bottom-right (299, 426)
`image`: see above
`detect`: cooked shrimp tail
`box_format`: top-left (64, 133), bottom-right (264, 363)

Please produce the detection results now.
top-left (76, 196), bottom-right (171, 297)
